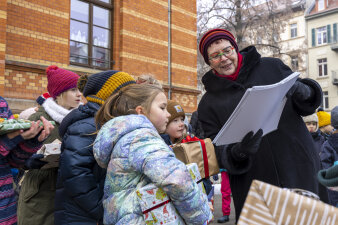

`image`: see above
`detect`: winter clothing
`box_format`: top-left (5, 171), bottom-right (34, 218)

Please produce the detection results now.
top-left (17, 99), bottom-right (67, 225)
top-left (303, 113), bottom-right (319, 129)
top-left (24, 154), bottom-right (47, 169)
top-left (78, 70), bottom-right (136, 105)
top-left (93, 114), bottom-right (211, 225)
top-left (318, 165), bottom-right (338, 187)
top-left (0, 97), bottom-right (43, 225)
top-left (36, 92), bottom-right (51, 106)
top-left (199, 28), bottom-right (238, 64)
top-left (167, 100), bottom-right (185, 124)
top-left (230, 129), bottom-right (263, 161)
top-left (220, 171), bottom-right (231, 216)
top-left (319, 132), bottom-right (338, 206)
top-left (331, 106), bottom-right (338, 129)
top-left (311, 130), bottom-right (326, 155)
top-left (0, 97), bottom-right (14, 119)
top-left (55, 102), bottom-right (105, 225)
top-left (46, 65), bottom-right (79, 98)
top-left (317, 110), bottom-right (331, 128)
top-left (198, 45), bottom-right (327, 221)
top-left (54, 70), bottom-right (135, 225)
top-left (190, 111), bottom-right (205, 139)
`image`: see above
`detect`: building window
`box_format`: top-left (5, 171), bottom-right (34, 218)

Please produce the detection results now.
top-left (318, 0), bottom-right (324, 11)
top-left (70, 0), bottom-right (112, 69)
top-left (320, 91), bottom-right (329, 110)
top-left (291, 55), bottom-right (298, 71)
top-left (317, 26), bottom-right (327, 45)
top-left (290, 23), bottom-right (297, 38)
top-left (318, 58), bottom-right (328, 77)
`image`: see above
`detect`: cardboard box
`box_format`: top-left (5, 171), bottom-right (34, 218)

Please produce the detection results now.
top-left (173, 138), bottom-right (219, 178)
top-left (238, 180), bottom-right (338, 225)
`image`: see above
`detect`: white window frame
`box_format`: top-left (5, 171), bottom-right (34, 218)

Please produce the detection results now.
top-left (321, 91), bottom-right (329, 110)
top-left (317, 26), bottom-right (327, 45)
top-left (318, 0), bottom-right (324, 11)
top-left (318, 58), bottom-right (328, 77)
top-left (290, 23), bottom-right (297, 38)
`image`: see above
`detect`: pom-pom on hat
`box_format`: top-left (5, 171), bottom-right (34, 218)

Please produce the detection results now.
top-left (46, 65), bottom-right (79, 98)
top-left (199, 28), bottom-right (239, 65)
top-left (167, 100), bottom-right (185, 124)
top-left (317, 109), bottom-right (331, 128)
top-left (80, 70), bottom-right (136, 105)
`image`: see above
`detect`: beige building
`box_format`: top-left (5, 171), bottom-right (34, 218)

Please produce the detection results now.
top-left (305, 0), bottom-right (338, 111)
top-left (244, 0), bottom-right (308, 76)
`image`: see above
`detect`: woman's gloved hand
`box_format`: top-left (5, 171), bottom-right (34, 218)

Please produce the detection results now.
top-left (24, 154), bottom-right (47, 169)
top-left (287, 81), bottom-right (314, 102)
top-left (231, 129), bottom-right (263, 161)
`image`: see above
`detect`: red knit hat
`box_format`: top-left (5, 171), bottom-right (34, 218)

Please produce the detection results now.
top-left (46, 65), bottom-right (79, 98)
top-left (199, 28), bottom-right (239, 65)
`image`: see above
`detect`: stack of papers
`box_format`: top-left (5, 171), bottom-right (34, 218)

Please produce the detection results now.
top-left (213, 72), bottom-right (300, 146)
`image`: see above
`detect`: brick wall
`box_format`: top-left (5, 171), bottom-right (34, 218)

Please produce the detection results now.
top-left (3, 0), bottom-right (199, 113)
top-left (0, 0), bottom-right (6, 96)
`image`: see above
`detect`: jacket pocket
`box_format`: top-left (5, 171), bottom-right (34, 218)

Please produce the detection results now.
top-left (22, 171), bottom-right (44, 202)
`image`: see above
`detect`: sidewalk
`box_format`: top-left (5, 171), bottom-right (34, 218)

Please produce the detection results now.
top-left (209, 184), bottom-right (236, 225)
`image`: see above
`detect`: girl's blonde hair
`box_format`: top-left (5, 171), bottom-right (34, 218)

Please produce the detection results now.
top-left (95, 84), bottom-right (164, 127)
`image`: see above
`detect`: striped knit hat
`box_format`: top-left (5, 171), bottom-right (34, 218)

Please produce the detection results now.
top-left (199, 28), bottom-right (239, 65)
top-left (46, 65), bottom-right (79, 98)
top-left (78, 70), bottom-right (136, 105)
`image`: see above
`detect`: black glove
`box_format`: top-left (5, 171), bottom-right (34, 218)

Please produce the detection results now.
top-left (24, 154), bottom-right (47, 169)
top-left (212, 174), bottom-right (219, 181)
top-left (231, 129), bottom-right (263, 161)
top-left (287, 81), bottom-right (314, 102)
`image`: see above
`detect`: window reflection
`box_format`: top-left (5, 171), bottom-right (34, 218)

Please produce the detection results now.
top-left (70, 0), bottom-right (111, 69)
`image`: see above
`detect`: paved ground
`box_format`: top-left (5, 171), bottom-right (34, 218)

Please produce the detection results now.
top-left (209, 184), bottom-right (236, 225)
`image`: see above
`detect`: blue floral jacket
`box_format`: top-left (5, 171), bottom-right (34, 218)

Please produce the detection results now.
top-left (93, 114), bottom-right (211, 225)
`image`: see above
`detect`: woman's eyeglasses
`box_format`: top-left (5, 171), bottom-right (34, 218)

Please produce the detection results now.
top-left (208, 46), bottom-right (234, 62)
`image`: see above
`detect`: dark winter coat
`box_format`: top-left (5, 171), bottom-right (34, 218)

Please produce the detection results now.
top-left (311, 130), bottom-right (326, 155)
top-left (320, 133), bottom-right (338, 206)
top-left (17, 106), bottom-right (61, 225)
top-left (198, 46), bottom-right (328, 220)
top-left (55, 102), bottom-right (106, 225)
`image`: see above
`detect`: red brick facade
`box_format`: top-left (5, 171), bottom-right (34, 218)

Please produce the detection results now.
top-left (3, 0), bottom-right (199, 113)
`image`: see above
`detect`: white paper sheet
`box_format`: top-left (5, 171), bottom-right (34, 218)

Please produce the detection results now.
top-left (213, 72), bottom-right (300, 146)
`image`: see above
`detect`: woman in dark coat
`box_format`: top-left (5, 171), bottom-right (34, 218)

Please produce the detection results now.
top-left (54, 70), bottom-right (136, 225)
top-left (197, 28), bottom-right (328, 221)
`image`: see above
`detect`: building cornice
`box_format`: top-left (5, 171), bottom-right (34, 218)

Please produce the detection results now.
top-left (305, 7), bottom-right (338, 20)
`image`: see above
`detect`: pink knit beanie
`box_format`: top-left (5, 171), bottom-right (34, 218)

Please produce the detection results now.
top-left (46, 65), bottom-right (79, 98)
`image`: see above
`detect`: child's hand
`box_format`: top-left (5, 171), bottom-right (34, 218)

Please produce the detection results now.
top-left (36, 116), bottom-right (54, 142)
top-left (20, 121), bottom-right (43, 140)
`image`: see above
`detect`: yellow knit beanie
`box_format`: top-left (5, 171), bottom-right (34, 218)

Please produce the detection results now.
top-left (317, 110), bottom-right (331, 128)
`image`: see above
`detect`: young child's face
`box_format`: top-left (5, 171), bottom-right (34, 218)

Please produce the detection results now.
top-left (305, 121), bottom-right (317, 133)
top-left (147, 92), bottom-right (170, 133)
top-left (165, 116), bottom-right (185, 140)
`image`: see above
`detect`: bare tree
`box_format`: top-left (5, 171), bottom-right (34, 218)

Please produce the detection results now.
top-left (196, 0), bottom-right (305, 96)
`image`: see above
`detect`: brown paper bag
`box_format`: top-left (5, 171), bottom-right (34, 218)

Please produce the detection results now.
top-left (238, 180), bottom-right (338, 225)
top-left (173, 138), bottom-right (219, 178)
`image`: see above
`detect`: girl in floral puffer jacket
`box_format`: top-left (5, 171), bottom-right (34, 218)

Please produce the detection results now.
top-left (93, 84), bottom-right (211, 225)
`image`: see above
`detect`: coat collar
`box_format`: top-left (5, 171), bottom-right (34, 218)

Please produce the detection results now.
top-left (202, 46), bottom-right (261, 93)
top-left (59, 102), bottom-right (100, 136)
